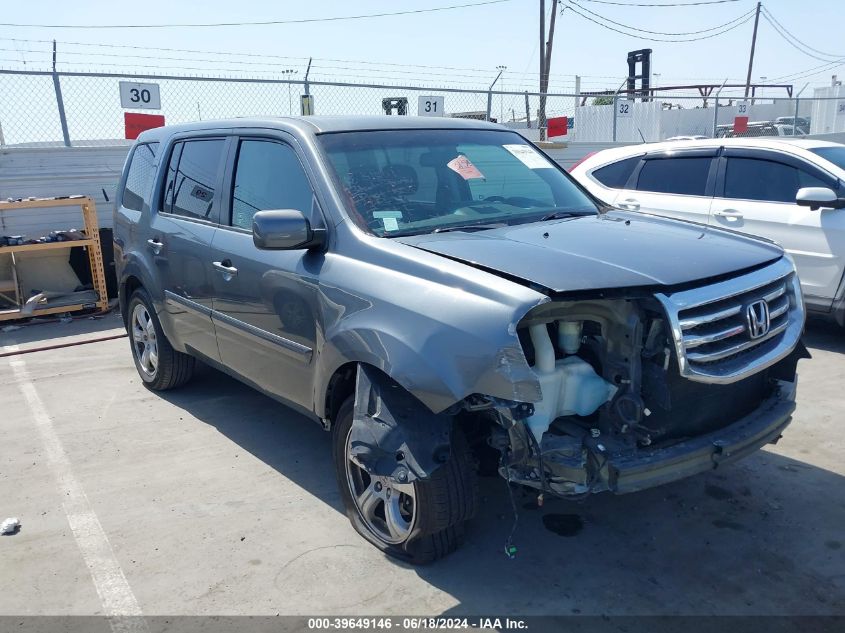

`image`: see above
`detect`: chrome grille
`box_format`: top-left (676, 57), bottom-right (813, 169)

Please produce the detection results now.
top-left (656, 258), bottom-right (804, 384)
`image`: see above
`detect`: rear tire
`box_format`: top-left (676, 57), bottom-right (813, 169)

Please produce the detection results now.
top-left (127, 288), bottom-right (195, 391)
top-left (332, 394), bottom-right (478, 564)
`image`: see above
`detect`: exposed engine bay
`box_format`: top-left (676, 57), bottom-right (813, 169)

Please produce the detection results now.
top-left (479, 296), bottom-right (804, 497)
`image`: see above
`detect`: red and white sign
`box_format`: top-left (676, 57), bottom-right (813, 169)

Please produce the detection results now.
top-left (124, 112), bottom-right (165, 140)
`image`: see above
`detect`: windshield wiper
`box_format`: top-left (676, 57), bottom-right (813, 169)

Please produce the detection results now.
top-left (538, 209), bottom-right (598, 221)
top-left (432, 222), bottom-right (506, 234)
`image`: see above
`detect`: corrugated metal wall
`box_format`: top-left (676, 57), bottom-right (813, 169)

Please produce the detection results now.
top-left (0, 145), bottom-right (130, 238)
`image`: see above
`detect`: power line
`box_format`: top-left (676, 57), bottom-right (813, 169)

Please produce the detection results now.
top-left (564, 3), bottom-right (756, 42)
top-left (0, 36), bottom-right (599, 85)
top-left (567, 1), bottom-right (755, 36)
top-left (579, 0), bottom-right (741, 5)
top-left (761, 6), bottom-right (845, 60)
top-left (0, 0), bottom-right (515, 29)
top-left (759, 12), bottom-right (839, 64)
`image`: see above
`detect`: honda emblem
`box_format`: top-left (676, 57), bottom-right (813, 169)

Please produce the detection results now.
top-left (746, 300), bottom-right (771, 339)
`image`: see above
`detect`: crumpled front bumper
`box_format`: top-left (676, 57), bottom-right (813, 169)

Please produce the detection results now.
top-left (604, 379), bottom-right (797, 495)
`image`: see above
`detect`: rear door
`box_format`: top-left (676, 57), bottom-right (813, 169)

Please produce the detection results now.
top-left (148, 136), bottom-right (229, 362)
top-left (209, 135), bottom-right (324, 408)
top-left (713, 148), bottom-right (845, 306)
top-left (610, 149), bottom-right (718, 225)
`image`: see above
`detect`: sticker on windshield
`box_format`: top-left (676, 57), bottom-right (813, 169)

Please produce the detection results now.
top-left (447, 155), bottom-right (485, 180)
top-left (382, 217), bottom-right (399, 231)
top-left (503, 144), bottom-right (554, 169)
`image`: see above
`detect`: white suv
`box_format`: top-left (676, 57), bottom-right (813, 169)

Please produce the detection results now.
top-left (571, 138), bottom-right (845, 325)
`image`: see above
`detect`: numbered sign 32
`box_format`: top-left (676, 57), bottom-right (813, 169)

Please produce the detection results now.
top-left (119, 81), bottom-right (161, 110)
top-left (616, 99), bottom-right (633, 119)
top-left (418, 95), bottom-right (445, 117)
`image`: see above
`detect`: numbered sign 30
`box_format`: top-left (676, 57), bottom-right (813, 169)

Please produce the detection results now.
top-left (418, 95), bottom-right (445, 117)
top-left (616, 99), bottom-right (633, 119)
top-left (119, 81), bottom-right (161, 110)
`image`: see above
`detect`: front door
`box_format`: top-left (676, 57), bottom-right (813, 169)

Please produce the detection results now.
top-left (149, 137), bottom-right (229, 362)
top-left (713, 151), bottom-right (845, 306)
top-left (210, 136), bottom-right (324, 407)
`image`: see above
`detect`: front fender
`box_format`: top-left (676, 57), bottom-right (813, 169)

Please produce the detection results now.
top-left (314, 303), bottom-right (544, 417)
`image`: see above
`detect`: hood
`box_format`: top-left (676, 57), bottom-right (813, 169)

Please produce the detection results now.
top-left (395, 212), bottom-right (783, 293)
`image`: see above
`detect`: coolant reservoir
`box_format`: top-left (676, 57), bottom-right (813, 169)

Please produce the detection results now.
top-left (525, 356), bottom-right (618, 443)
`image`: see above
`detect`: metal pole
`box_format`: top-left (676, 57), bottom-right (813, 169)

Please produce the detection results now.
top-left (744, 2), bottom-right (762, 99)
top-left (51, 40), bottom-right (71, 147)
top-left (611, 78), bottom-right (626, 142)
top-left (612, 94), bottom-right (618, 142)
top-left (487, 68), bottom-right (504, 122)
top-left (525, 91), bottom-right (531, 128)
top-left (712, 78), bottom-right (728, 138)
top-left (713, 97), bottom-right (719, 138)
top-left (304, 57), bottom-right (312, 96)
top-left (794, 83), bottom-right (809, 134)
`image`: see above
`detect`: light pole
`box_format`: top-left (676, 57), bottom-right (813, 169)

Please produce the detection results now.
top-left (496, 65), bottom-right (507, 123)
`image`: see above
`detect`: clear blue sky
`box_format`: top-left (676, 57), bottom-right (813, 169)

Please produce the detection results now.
top-left (1, 0), bottom-right (843, 95)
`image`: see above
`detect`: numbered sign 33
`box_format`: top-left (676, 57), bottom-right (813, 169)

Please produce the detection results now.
top-left (418, 95), bottom-right (445, 117)
top-left (119, 81), bottom-right (161, 110)
top-left (737, 101), bottom-right (750, 116)
top-left (616, 99), bottom-right (633, 118)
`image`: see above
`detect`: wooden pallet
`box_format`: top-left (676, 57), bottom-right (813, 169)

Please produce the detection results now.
top-left (0, 196), bottom-right (109, 322)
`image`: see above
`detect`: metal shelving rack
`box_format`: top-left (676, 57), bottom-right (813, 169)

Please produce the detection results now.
top-left (0, 196), bottom-right (109, 321)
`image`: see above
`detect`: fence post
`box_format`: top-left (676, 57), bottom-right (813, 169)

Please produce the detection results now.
top-left (713, 96), bottom-right (719, 138)
top-left (51, 41), bottom-right (71, 147)
top-left (612, 94), bottom-right (618, 142)
top-left (525, 92), bottom-right (531, 128)
top-left (793, 96), bottom-right (801, 133)
top-left (486, 89), bottom-right (493, 122)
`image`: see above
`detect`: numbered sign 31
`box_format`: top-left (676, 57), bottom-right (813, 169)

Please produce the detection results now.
top-left (119, 81), bottom-right (161, 110)
top-left (616, 99), bottom-right (633, 118)
top-left (418, 95), bottom-right (445, 117)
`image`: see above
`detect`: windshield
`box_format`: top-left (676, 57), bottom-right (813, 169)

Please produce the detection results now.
top-left (810, 146), bottom-right (845, 172)
top-left (318, 129), bottom-right (598, 236)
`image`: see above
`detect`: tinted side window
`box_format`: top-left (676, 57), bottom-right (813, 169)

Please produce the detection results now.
top-left (724, 158), bottom-right (827, 203)
top-left (231, 140), bottom-right (314, 230)
top-left (163, 139), bottom-right (225, 221)
top-left (122, 142), bottom-right (159, 212)
top-left (636, 157), bottom-right (712, 196)
top-left (592, 156), bottom-right (641, 188)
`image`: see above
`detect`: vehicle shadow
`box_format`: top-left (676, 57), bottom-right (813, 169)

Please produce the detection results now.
top-left (155, 360), bottom-right (845, 616)
top-left (803, 317), bottom-right (845, 355)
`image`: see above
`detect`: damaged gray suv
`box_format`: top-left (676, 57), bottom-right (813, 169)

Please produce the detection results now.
top-left (115, 117), bottom-right (807, 563)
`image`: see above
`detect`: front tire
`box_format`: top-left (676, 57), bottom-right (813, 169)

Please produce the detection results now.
top-left (332, 395), bottom-right (478, 564)
top-left (127, 288), bottom-right (195, 391)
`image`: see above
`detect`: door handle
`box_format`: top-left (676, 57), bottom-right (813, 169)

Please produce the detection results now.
top-left (146, 238), bottom-right (163, 254)
top-left (617, 199), bottom-right (641, 211)
top-left (714, 209), bottom-right (743, 220)
top-left (212, 260), bottom-right (238, 280)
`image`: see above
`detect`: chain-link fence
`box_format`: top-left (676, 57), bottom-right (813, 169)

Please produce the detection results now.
top-left (2, 68), bottom-right (845, 147)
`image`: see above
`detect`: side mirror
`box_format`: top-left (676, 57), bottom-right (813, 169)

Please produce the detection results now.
top-left (252, 209), bottom-right (326, 250)
top-left (795, 187), bottom-right (845, 211)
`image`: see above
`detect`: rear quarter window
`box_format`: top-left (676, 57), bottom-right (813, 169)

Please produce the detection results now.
top-left (591, 156), bottom-right (641, 188)
top-left (122, 142), bottom-right (160, 212)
